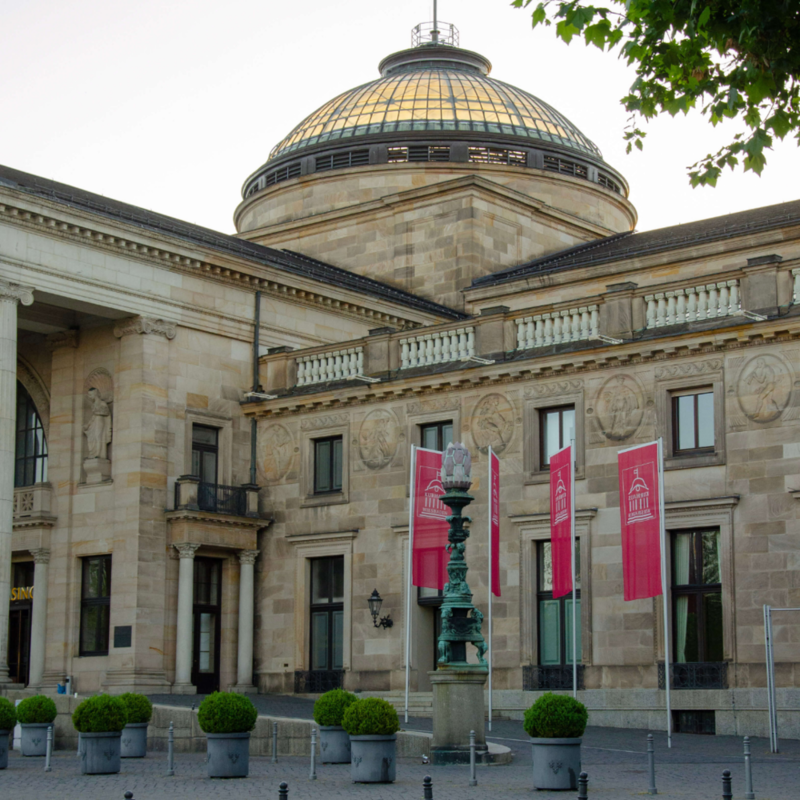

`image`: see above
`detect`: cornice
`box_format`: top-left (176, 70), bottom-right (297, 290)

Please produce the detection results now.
top-left (0, 195), bottom-right (427, 330)
top-left (165, 509), bottom-right (268, 529)
top-left (13, 515), bottom-right (57, 530)
top-left (243, 321), bottom-right (800, 419)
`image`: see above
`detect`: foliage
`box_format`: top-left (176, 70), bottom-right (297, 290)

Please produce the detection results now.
top-left (72, 694), bottom-right (128, 733)
top-left (341, 697), bottom-right (400, 736)
top-left (118, 693), bottom-right (153, 725)
top-left (16, 695), bottom-right (58, 725)
top-left (313, 689), bottom-right (358, 727)
top-left (512, 0), bottom-right (800, 185)
top-left (197, 692), bottom-right (257, 734)
top-left (0, 697), bottom-right (17, 730)
top-left (523, 692), bottom-right (589, 738)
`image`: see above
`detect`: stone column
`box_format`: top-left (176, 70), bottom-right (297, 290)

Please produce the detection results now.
top-left (173, 542), bottom-right (200, 693)
top-left (236, 550), bottom-right (259, 692)
top-left (0, 279), bottom-right (34, 684)
top-left (27, 548), bottom-right (50, 687)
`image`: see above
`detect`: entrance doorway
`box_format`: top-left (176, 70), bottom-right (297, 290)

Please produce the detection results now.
top-left (192, 557), bottom-right (222, 694)
top-left (417, 587), bottom-right (443, 691)
top-left (8, 561), bottom-right (34, 686)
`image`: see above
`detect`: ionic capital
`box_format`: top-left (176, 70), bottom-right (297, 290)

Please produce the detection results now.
top-left (113, 315), bottom-right (177, 340)
top-left (30, 548), bottom-right (51, 565)
top-left (174, 542), bottom-right (201, 559)
top-left (0, 278), bottom-right (34, 306)
top-left (238, 549), bottom-right (260, 566)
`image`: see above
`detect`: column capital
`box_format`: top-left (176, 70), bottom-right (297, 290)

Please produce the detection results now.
top-left (0, 278), bottom-right (34, 306)
top-left (45, 329), bottom-right (79, 351)
top-left (30, 548), bottom-right (51, 564)
top-left (238, 549), bottom-right (260, 566)
top-left (113, 315), bottom-right (177, 340)
top-left (174, 542), bottom-right (201, 559)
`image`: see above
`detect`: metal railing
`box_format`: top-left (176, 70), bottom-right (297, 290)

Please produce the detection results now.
top-left (658, 661), bottom-right (728, 690)
top-left (523, 664), bottom-right (585, 691)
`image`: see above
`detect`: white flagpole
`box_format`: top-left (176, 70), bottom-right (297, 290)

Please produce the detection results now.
top-left (488, 447), bottom-right (493, 732)
top-left (570, 439), bottom-right (577, 699)
top-left (657, 437), bottom-right (672, 748)
top-left (404, 445), bottom-right (417, 725)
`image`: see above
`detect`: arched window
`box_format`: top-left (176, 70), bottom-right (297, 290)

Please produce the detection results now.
top-left (15, 382), bottom-right (47, 487)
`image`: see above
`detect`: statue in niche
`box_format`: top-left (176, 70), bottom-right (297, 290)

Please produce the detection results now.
top-left (84, 387), bottom-right (112, 459)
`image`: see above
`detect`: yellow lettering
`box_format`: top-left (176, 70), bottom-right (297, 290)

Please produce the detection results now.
top-left (21, 588), bottom-right (31, 600)
top-left (10, 588), bottom-right (17, 601)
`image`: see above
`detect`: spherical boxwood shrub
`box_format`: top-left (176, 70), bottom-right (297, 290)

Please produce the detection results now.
top-left (0, 696), bottom-right (17, 730)
top-left (16, 695), bottom-right (57, 725)
top-left (342, 697), bottom-right (400, 736)
top-left (313, 689), bottom-right (358, 727)
top-left (119, 693), bottom-right (153, 725)
top-left (523, 693), bottom-right (588, 739)
top-left (72, 694), bottom-right (128, 733)
top-left (197, 692), bottom-right (257, 734)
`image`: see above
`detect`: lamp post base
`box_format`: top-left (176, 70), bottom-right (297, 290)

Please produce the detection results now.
top-left (429, 667), bottom-right (488, 765)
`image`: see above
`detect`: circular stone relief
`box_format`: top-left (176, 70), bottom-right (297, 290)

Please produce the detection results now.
top-left (596, 374), bottom-right (644, 441)
top-left (259, 423), bottom-right (294, 482)
top-left (737, 354), bottom-right (792, 423)
top-left (471, 393), bottom-right (514, 455)
top-left (358, 409), bottom-right (399, 469)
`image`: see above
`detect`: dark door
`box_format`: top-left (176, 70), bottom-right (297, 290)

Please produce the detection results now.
top-left (8, 561), bottom-right (34, 686)
top-left (309, 557), bottom-right (344, 674)
top-left (192, 557), bottom-right (222, 694)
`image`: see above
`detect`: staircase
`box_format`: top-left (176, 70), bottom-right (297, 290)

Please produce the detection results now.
top-left (360, 690), bottom-right (433, 718)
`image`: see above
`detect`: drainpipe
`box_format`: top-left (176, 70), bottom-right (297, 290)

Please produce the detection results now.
top-left (249, 291), bottom-right (261, 486)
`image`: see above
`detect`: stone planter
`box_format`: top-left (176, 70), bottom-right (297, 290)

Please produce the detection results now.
top-left (319, 725), bottom-right (350, 763)
top-left (350, 734), bottom-right (396, 783)
top-left (0, 730), bottom-right (9, 770)
top-left (20, 723), bottom-right (50, 756)
top-left (530, 737), bottom-right (582, 791)
top-left (207, 732), bottom-right (250, 778)
top-left (121, 722), bottom-right (148, 758)
top-left (81, 731), bottom-right (122, 775)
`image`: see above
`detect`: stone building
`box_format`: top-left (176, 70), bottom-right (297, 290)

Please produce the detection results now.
top-left (2, 25), bottom-right (799, 736)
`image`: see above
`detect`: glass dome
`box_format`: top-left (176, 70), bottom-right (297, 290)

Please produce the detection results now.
top-left (267, 45), bottom-right (602, 161)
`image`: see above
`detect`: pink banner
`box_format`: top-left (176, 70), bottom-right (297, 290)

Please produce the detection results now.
top-left (549, 444), bottom-right (573, 599)
top-left (412, 448), bottom-right (450, 589)
top-left (618, 442), bottom-right (663, 601)
top-left (489, 449), bottom-right (501, 597)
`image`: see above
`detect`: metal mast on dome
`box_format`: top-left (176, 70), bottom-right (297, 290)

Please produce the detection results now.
top-left (412, 2), bottom-right (459, 47)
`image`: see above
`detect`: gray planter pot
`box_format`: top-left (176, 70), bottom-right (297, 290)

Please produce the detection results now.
top-left (121, 722), bottom-right (148, 758)
top-left (20, 723), bottom-right (51, 756)
top-left (81, 731), bottom-right (122, 775)
top-left (530, 737), bottom-right (582, 791)
top-left (0, 730), bottom-right (9, 770)
top-left (207, 732), bottom-right (250, 778)
top-left (319, 725), bottom-right (350, 763)
top-left (350, 734), bottom-right (396, 783)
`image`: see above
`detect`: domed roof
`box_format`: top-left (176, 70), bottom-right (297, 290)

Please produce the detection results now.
top-left (267, 44), bottom-right (602, 162)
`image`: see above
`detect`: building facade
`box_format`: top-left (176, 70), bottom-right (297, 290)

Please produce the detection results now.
top-left (2, 27), bottom-right (799, 736)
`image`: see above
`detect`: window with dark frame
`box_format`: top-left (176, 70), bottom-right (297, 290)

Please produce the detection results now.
top-left (191, 425), bottom-right (219, 484)
top-left (540, 406), bottom-right (575, 468)
top-left (15, 382), bottom-right (48, 487)
top-left (313, 436), bottom-right (343, 494)
top-left (672, 391), bottom-right (714, 454)
top-left (79, 555), bottom-right (112, 656)
top-left (537, 540), bottom-right (581, 666)
top-left (672, 529), bottom-right (723, 663)
top-left (310, 556), bottom-right (344, 672)
top-left (420, 421), bottom-right (453, 451)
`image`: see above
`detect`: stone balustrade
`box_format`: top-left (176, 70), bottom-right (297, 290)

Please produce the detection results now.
top-left (644, 281), bottom-right (740, 328)
top-left (515, 306), bottom-right (599, 350)
top-left (399, 326), bottom-right (475, 369)
top-left (296, 346), bottom-right (363, 386)
top-left (13, 483), bottom-right (54, 520)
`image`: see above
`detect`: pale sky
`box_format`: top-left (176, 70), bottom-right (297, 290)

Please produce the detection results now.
top-left (1, 0), bottom-right (797, 236)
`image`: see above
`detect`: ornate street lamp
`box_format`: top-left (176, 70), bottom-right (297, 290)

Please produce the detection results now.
top-left (367, 589), bottom-right (393, 629)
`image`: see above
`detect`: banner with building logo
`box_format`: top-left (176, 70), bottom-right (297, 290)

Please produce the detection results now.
top-left (411, 446), bottom-right (450, 589)
top-left (489, 447), bottom-right (501, 598)
top-left (549, 443), bottom-right (574, 599)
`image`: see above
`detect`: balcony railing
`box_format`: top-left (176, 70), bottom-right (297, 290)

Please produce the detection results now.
top-left (399, 326), bottom-right (475, 369)
top-left (173, 479), bottom-right (250, 517)
top-left (523, 664), bottom-right (585, 691)
top-left (516, 306), bottom-right (599, 351)
top-left (658, 661), bottom-right (728, 690)
top-left (296, 347), bottom-right (363, 386)
top-left (644, 281), bottom-right (740, 328)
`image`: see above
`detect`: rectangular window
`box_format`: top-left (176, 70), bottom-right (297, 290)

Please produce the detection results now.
top-left (672, 529), bottom-right (723, 663)
top-left (79, 555), bottom-right (111, 656)
top-left (673, 391), bottom-right (714, 453)
top-left (191, 424), bottom-right (219, 484)
top-left (537, 540), bottom-right (581, 666)
top-left (310, 556), bottom-right (344, 671)
top-left (420, 421), bottom-right (453, 451)
top-left (540, 406), bottom-right (575, 467)
top-left (314, 436), bottom-right (343, 494)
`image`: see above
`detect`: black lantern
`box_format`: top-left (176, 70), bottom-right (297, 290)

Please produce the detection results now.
top-left (368, 589), bottom-right (393, 629)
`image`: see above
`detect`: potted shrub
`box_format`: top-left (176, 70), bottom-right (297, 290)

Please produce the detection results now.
top-left (524, 692), bottom-right (589, 791)
top-left (342, 697), bottom-right (399, 783)
top-left (314, 688), bottom-right (357, 764)
top-left (198, 692), bottom-right (257, 778)
top-left (0, 697), bottom-right (16, 770)
top-left (17, 695), bottom-right (57, 756)
top-left (72, 694), bottom-right (128, 775)
top-left (119, 693), bottom-right (152, 758)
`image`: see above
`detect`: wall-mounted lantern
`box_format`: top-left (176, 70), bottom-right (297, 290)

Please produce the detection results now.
top-left (368, 589), bottom-right (393, 629)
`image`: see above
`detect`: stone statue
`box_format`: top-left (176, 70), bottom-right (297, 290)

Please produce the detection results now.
top-left (84, 387), bottom-right (112, 459)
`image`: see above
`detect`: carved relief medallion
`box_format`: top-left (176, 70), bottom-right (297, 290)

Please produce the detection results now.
top-left (737, 354), bottom-right (792, 423)
top-left (359, 409), bottom-right (399, 470)
top-left (471, 393), bottom-right (514, 454)
top-left (596, 374), bottom-right (643, 441)
top-left (259, 423), bottom-right (294, 482)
